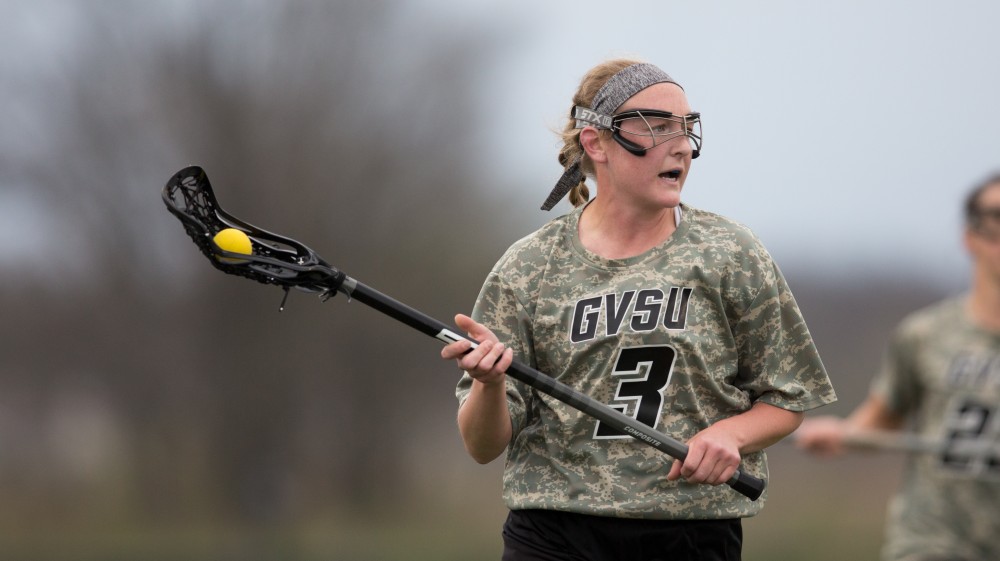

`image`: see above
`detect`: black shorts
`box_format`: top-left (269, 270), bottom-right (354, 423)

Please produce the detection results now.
top-left (501, 509), bottom-right (742, 561)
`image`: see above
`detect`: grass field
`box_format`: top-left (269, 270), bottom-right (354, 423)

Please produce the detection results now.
top-left (0, 451), bottom-right (902, 561)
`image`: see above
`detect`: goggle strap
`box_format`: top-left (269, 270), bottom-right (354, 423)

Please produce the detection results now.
top-left (541, 158), bottom-right (584, 211)
top-left (573, 106), bottom-right (613, 129)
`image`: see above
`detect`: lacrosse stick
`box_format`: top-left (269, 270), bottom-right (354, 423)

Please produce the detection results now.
top-left (162, 165), bottom-right (766, 501)
top-left (794, 426), bottom-right (1000, 470)
top-left (841, 430), bottom-right (1000, 457)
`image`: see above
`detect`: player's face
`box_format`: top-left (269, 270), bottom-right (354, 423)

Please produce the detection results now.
top-left (603, 83), bottom-right (694, 210)
top-left (966, 182), bottom-right (1000, 281)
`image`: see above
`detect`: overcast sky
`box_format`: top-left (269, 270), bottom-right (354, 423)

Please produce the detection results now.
top-left (437, 0), bottom-right (999, 289)
top-left (4, 0), bottom-right (997, 291)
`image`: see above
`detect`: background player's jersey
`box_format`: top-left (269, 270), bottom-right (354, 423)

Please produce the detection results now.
top-left (873, 297), bottom-right (1000, 560)
top-left (456, 203), bottom-right (836, 519)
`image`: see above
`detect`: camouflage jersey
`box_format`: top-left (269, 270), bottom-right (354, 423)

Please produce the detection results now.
top-left (456, 203), bottom-right (836, 520)
top-left (872, 296), bottom-right (1000, 561)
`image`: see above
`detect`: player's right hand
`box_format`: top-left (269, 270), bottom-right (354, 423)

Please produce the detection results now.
top-left (441, 314), bottom-right (513, 386)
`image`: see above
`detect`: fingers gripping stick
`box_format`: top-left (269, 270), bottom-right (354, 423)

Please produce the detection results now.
top-left (163, 166), bottom-right (766, 501)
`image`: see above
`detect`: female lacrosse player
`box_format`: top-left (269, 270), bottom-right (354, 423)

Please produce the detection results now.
top-left (442, 58), bottom-right (837, 561)
top-left (797, 174), bottom-right (1000, 561)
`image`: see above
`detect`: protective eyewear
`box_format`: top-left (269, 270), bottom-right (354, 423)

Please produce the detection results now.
top-left (574, 106), bottom-right (702, 158)
top-left (970, 207), bottom-right (1000, 241)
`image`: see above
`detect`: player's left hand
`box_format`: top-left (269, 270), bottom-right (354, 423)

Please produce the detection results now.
top-left (666, 428), bottom-right (741, 486)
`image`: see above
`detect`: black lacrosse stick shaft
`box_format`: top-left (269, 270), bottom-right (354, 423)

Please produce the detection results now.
top-left (341, 280), bottom-right (765, 501)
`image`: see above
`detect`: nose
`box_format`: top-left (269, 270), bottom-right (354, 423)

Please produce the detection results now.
top-left (667, 133), bottom-right (695, 159)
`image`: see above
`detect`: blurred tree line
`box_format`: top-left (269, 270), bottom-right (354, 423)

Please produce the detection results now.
top-left (1, 0), bottom-right (517, 535)
top-left (0, 1), bottom-right (960, 560)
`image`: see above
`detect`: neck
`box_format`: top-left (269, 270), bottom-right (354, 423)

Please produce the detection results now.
top-left (968, 269), bottom-right (1000, 332)
top-left (578, 198), bottom-right (678, 259)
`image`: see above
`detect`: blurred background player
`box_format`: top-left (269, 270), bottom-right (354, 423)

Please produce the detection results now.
top-left (797, 173), bottom-right (1000, 561)
top-left (441, 58), bottom-right (837, 561)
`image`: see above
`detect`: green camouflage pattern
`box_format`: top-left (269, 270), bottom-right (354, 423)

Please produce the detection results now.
top-left (456, 203), bottom-right (836, 519)
top-left (872, 297), bottom-right (1000, 560)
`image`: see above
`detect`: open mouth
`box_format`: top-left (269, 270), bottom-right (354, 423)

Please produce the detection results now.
top-left (659, 169), bottom-right (682, 180)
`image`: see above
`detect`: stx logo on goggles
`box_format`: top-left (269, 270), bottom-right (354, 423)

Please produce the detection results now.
top-left (573, 106), bottom-right (613, 129)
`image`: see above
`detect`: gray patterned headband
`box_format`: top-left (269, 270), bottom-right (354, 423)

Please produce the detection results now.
top-left (541, 63), bottom-right (679, 211)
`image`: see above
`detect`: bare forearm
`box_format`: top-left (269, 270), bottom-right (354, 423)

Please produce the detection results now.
top-left (712, 401), bottom-right (804, 454)
top-left (845, 395), bottom-right (905, 432)
top-left (457, 379), bottom-right (513, 464)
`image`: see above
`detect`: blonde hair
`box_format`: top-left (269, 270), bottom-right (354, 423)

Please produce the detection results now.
top-left (558, 58), bottom-right (645, 207)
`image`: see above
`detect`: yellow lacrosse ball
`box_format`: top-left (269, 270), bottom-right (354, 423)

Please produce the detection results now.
top-left (213, 228), bottom-right (252, 263)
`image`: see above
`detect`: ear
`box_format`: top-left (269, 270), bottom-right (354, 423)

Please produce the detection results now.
top-left (963, 228), bottom-right (977, 255)
top-left (579, 127), bottom-right (608, 164)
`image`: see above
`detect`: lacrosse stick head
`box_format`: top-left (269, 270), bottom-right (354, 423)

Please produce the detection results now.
top-left (162, 166), bottom-right (346, 294)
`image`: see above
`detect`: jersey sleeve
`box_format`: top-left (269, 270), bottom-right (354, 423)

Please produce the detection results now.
top-left (455, 268), bottom-right (536, 439)
top-left (869, 316), bottom-right (923, 416)
top-left (732, 255), bottom-right (837, 411)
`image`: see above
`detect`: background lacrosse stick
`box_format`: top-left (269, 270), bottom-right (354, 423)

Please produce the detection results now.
top-left (795, 427), bottom-right (1000, 472)
top-left (840, 429), bottom-right (1000, 458)
top-left (162, 165), bottom-right (767, 500)
top-left (842, 430), bottom-right (957, 453)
